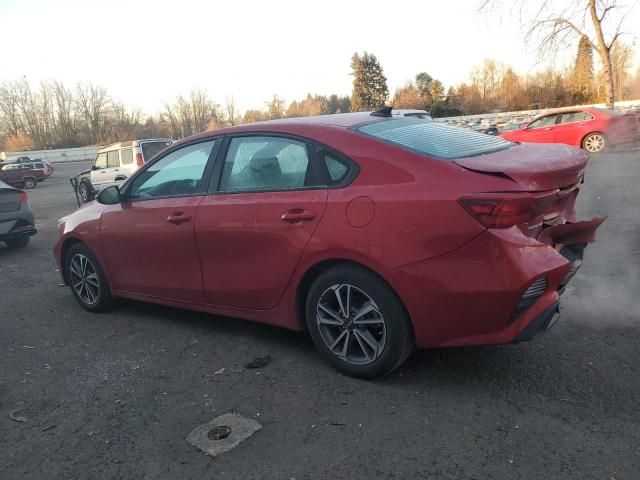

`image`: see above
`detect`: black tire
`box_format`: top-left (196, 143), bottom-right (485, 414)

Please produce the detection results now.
top-left (79, 180), bottom-right (93, 203)
top-left (582, 132), bottom-right (608, 153)
top-left (5, 236), bottom-right (30, 249)
top-left (64, 243), bottom-right (114, 312)
top-left (305, 265), bottom-right (414, 379)
top-left (23, 177), bottom-right (36, 189)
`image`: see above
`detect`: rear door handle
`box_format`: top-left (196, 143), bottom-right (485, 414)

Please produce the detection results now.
top-left (281, 209), bottom-right (316, 223)
top-left (167, 213), bottom-right (192, 225)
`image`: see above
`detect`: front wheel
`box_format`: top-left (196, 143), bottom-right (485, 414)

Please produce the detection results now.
top-left (78, 180), bottom-right (93, 203)
top-left (23, 177), bottom-right (36, 189)
top-left (305, 265), bottom-right (414, 379)
top-left (65, 243), bottom-right (114, 312)
top-left (582, 132), bottom-right (607, 153)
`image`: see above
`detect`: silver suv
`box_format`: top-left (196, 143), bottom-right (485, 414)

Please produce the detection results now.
top-left (77, 139), bottom-right (172, 202)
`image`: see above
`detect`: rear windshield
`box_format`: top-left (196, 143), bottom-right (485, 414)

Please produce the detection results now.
top-left (592, 107), bottom-right (623, 116)
top-left (356, 118), bottom-right (513, 159)
top-left (141, 141), bottom-right (171, 161)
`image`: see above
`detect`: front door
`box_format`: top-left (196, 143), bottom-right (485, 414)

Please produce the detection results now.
top-left (521, 113), bottom-right (559, 143)
top-left (101, 139), bottom-right (218, 302)
top-left (196, 135), bottom-right (328, 310)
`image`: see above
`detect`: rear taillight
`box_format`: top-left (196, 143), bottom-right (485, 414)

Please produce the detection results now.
top-left (459, 192), bottom-right (558, 228)
top-left (135, 153), bottom-right (144, 166)
top-left (18, 191), bottom-right (28, 205)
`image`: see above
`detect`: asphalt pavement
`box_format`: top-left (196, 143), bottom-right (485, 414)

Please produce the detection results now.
top-left (1, 154), bottom-right (639, 479)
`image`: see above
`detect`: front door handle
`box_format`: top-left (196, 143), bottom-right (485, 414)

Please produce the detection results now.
top-left (281, 209), bottom-right (316, 223)
top-left (167, 213), bottom-right (192, 225)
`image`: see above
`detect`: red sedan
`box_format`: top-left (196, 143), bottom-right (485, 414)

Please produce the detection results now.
top-left (54, 111), bottom-right (603, 378)
top-left (500, 107), bottom-right (638, 153)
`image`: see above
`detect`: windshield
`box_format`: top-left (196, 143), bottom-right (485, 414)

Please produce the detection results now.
top-left (357, 118), bottom-right (513, 159)
top-left (141, 141), bottom-right (171, 161)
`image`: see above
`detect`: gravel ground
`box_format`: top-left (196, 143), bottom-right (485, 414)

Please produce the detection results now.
top-left (1, 154), bottom-right (639, 480)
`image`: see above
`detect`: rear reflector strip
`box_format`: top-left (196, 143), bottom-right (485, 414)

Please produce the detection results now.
top-left (509, 277), bottom-right (548, 323)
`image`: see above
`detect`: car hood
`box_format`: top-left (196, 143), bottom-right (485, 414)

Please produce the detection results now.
top-left (453, 142), bottom-right (588, 191)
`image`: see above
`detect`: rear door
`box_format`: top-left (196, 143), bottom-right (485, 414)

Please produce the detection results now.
top-left (554, 111), bottom-right (594, 147)
top-left (195, 135), bottom-right (328, 310)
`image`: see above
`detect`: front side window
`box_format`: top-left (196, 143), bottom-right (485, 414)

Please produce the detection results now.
top-left (528, 115), bottom-right (558, 129)
top-left (127, 140), bottom-right (215, 200)
top-left (219, 136), bottom-right (314, 192)
top-left (94, 153), bottom-right (107, 170)
top-left (107, 150), bottom-right (120, 168)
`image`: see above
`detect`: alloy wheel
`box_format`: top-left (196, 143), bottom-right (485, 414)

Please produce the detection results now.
top-left (584, 134), bottom-right (605, 153)
top-left (69, 253), bottom-right (101, 305)
top-left (316, 284), bottom-right (387, 365)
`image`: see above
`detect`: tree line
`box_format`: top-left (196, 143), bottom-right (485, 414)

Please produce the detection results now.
top-left (0, 44), bottom-right (638, 151)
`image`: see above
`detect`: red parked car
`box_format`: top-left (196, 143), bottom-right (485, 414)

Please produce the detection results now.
top-left (500, 107), bottom-right (638, 153)
top-left (54, 111), bottom-right (604, 378)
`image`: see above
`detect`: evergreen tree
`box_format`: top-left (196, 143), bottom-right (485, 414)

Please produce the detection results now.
top-left (571, 36), bottom-right (594, 103)
top-left (350, 52), bottom-right (389, 111)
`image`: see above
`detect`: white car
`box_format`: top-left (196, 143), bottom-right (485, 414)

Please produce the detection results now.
top-left (77, 139), bottom-right (172, 202)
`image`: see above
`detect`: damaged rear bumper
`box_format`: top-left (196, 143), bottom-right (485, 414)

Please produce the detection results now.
top-left (513, 216), bottom-right (606, 341)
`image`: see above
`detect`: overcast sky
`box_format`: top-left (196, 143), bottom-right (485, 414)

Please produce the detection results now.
top-left (1, 0), bottom-right (638, 114)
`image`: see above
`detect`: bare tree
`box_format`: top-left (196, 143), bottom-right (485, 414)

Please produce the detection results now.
top-left (480, 0), bottom-right (634, 108)
top-left (75, 82), bottom-right (111, 144)
top-left (610, 41), bottom-right (634, 99)
top-left (225, 96), bottom-right (238, 126)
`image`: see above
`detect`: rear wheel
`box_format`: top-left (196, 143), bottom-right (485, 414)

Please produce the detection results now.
top-left (65, 243), bottom-right (114, 312)
top-left (305, 265), bottom-right (414, 379)
top-left (5, 236), bottom-right (29, 249)
top-left (23, 177), bottom-right (36, 189)
top-left (582, 132), bottom-right (607, 153)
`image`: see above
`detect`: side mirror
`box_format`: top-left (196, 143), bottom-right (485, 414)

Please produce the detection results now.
top-left (96, 186), bottom-right (121, 205)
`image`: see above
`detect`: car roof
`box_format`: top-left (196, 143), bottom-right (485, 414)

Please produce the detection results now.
top-left (173, 112), bottom-right (386, 148)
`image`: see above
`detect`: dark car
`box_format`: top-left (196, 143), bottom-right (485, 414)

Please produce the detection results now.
top-left (0, 163), bottom-right (45, 188)
top-left (55, 112), bottom-right (603, 378)
top-left (0, 180), bottom-right (36, 249)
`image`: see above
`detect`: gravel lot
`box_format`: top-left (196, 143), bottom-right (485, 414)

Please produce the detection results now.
top-left (1, 153), bottom-right (639, 480)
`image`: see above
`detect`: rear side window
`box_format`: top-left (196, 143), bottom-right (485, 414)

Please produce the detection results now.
top-left (560, 111), bottom-right (594, 123)
top-left (121, 149), bottom-right (133, 165)
top-left (219, 136), bottom-right (314, 192)
top-left (107, 150), bottom-right (119, 168)
top-left (357, 119), bottom-right (513, 160)
top-left (141, 141), bottom-right (171, 161)
top-left (322, 152), bottom-right (348, 183)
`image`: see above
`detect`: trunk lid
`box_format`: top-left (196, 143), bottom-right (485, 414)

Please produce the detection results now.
top-left (453, 142), bottom-right (588, 191)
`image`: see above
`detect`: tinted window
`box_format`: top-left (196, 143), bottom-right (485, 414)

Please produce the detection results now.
top-left (141, 141), bottom-right (171, 161)
top-left (528, 115), bottom-right (557, 129)
top-left (357, 119), bottom-right (512, 160)
top-left (128, 140), bottom-right (215, 200)
top-left (94, 153), bottom-right (107, 170)
top-left (560, 111), bottom-right (594, 123)
top-left (107, 150), bottom-right (119, 168)
top-left (219, 136), bottom-right (313, 192)
top-left (121, 148), bottom-right (133, 164)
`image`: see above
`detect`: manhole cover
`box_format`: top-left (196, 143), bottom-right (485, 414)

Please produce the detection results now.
top-left (186, 413), bottom-right (262, 458)
top-left (208, 425), bottom-right (232, 440)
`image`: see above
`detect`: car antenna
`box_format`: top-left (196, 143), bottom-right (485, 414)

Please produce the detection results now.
top-left (370, 106), bottom-right (393, 117)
